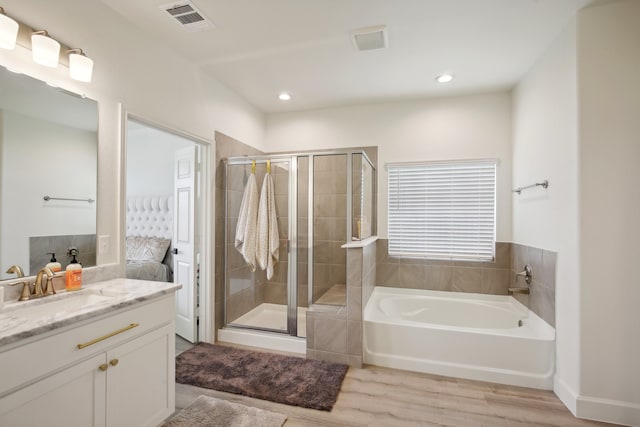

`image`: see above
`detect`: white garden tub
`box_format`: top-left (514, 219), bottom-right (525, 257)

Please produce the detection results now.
top-left (363, 287), bottom-right (555, 389)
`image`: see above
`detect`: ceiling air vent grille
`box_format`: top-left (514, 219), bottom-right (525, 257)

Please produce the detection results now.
top-left (160, 1), bottom-right (214, 32)
top-left (351, 25), bottom-right (388, 51)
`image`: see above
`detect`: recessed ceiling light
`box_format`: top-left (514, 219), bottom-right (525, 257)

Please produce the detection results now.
top-left (435, 74), bottom-right (454, 84)
top-left (278, 92), bottom-right (291, 101)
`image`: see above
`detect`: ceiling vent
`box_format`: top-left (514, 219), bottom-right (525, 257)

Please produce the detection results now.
top-left (351, 25), bottom-right (388, 51)
top-left (160, 1), bottom-right (214, 32)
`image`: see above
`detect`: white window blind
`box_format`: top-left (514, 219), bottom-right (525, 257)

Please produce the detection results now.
top-left (388, 160), bottom-right (496, 261)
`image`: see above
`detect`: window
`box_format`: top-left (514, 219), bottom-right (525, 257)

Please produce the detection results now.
top-left (387, 160), bottom-right (496, 261)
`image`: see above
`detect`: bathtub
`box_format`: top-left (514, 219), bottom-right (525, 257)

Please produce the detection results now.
top-left (363, 287), bottom-right (555, 389)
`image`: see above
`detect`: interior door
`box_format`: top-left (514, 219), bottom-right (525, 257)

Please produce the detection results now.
top-left (174, 146), bottom-right (198, 342)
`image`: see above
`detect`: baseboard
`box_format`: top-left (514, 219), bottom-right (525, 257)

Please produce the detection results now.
top-left (576, 395), bottom-right (640, 427)
top-left (554, 375), bottom-right (640, 426)
top-left (553, 375), bottom-right (578, 415)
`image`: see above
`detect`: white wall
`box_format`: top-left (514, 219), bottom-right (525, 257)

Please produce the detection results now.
top-left (513, 2), bottom-right (640, 424)
top-left (0, 110), bottom-right (97, 277)
top-left (266, 92), bottom-right (513, 241)
top-left (577, 1), bottom-right (640, 424)
top-left (511, 18), bottom-right (580, 413)
top-left (0, 0), bottom-right (265, 268)
top-left (126, 124), bottom-right (193, 197)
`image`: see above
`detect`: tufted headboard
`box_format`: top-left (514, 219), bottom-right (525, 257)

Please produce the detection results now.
top-left (126, 196), bottom-right (173, 239)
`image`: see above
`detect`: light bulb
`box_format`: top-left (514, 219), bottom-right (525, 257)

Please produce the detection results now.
top-left (31, 31), bottom-right (60, 67)
top-left (0, 9), bottom-right (19, 50)
top-left (435, 74), bottom-right (454, 84)
top-left (69, 51), bottom-right (94, 82)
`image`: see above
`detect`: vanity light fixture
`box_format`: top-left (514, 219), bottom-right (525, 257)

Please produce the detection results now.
top-left (0, 10), bottom-right (94, 83)
top-left (435, 73), bottom-right (454, 84)
top-left (278, 92), bottom-right (291, 101)
top-left (0, 7), bottom-right (19, 50)
top-left (31, 30), bottom-right (60, 67)
top-left (68, 48), bottom-right (94, 82)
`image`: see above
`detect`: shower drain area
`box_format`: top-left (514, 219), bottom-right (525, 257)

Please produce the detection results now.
top-left (231, 303), bottom-right (308, 338)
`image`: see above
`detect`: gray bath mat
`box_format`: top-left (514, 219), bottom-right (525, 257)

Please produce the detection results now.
top-left (176, 342), bottom-right (348, 411)
top-left (162, 395), bottom-right (287, 427)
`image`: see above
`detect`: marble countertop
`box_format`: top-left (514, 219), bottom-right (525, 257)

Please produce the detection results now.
top-left (0, 278), bottom-right (181, 348)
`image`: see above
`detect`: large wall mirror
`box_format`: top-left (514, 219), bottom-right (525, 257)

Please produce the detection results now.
top-left (0, 67), bottom-right (98, 279)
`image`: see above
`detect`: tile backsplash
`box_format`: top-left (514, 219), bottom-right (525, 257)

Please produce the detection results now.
top-left (375, 239), bottom-right (556, 327)
top-left (29, 234), bottom-right (96, 275)
top-left (376, 239), bottom-right (511, 295)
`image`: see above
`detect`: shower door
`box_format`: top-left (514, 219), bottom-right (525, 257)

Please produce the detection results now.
top-left (224, 157), bottom-right (303, 336)
top-left (223, 150), bottom-right (374, 339)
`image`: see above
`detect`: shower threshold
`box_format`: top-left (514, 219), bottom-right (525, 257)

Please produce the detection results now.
top-left (219, 303), bottom-right (307, 354)
top-left (230, 303), bottom-right (307, 337)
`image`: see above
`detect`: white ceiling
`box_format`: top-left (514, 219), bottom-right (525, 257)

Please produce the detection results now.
top-left (101, 0), bottom-right (593, 113)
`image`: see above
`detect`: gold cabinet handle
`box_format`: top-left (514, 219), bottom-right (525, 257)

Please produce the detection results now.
top-left (109, 359), bottom-right (119, 366)
top-left (77, 323), bottom-right (139, 349)
top-left (98, 363), bottom-right (108, 372)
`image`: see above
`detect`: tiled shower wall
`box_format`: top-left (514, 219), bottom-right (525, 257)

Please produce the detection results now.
top-left (376, 239), bottom-right (512, 294)
top-left (223, 161), bottom-right (266, 323)
top-left (214, 132), bottom-right (266, 336)
top-left (261, 163), bottom-right (292, 307)
top-left (297, 158), bottom-right (309, 307)
top-left (306, 238), bottom-right (376, 367)
top-left (312, 155), bottom-right (347, 303)
top-left (510, 243), bottom-right (556, 327)
top-left (375, 239), bottom-right (556, 327)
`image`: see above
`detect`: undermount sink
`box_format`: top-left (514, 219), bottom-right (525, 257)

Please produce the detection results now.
top-left (2, 290), bottom-right (116, 319)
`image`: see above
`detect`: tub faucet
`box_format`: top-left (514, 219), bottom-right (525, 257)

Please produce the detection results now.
top-left (508, 287), bottom-right (530, 295)
top-left (515, 264), bottom-right (532, 284)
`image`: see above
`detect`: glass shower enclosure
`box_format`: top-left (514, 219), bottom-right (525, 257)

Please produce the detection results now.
top-left (223, 150), bottom-right (375, 338)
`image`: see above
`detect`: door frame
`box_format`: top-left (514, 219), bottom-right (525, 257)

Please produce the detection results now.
top-left (119, 109), bottom-right (213, 343)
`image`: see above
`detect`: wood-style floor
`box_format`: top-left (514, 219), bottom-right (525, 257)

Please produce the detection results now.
top-left (173, 336), bottom-right (612, 426)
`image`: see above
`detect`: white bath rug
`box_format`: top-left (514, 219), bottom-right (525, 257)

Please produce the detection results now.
top-left (162, 395), bottom-right (287, 427)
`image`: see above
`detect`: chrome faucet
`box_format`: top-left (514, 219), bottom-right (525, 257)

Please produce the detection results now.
top-left (508, 287), bottom-right (530, 295)
top-left (515, 264), bottom-right (532, 284)
top-left (509, 264), bottom-right (532, 296)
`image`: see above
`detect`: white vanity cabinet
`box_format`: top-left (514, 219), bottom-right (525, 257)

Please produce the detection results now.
top-left (0, 292), bottom-right (176, 427)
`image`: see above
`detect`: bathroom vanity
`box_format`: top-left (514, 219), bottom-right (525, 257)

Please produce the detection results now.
top-left (0, 278), bottom-right (180, 427)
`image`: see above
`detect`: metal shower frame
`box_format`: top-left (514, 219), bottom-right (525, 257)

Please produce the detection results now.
top-left (223, 149), bottom-right (376, 338)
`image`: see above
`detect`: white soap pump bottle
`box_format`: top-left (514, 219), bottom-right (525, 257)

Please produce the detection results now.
top-left (45, 252), bottom-right (62, 273)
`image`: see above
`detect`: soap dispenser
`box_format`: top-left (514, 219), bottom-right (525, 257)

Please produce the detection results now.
top-left (65, 248), bottom-right (83, 291)
top-left (45, 253), bottom-right (62, 273)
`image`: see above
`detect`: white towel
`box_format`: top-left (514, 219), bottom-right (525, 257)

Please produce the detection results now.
top-left (235, 173), bottom-right (259, 271)
top-left (257, 172), bottom-right (279, 280)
